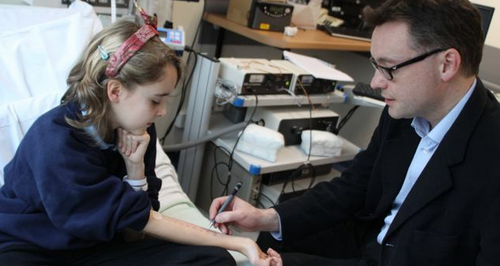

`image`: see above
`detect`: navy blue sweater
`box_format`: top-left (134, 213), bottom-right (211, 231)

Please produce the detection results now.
top-left (0, 103), bottom-right (161, 251)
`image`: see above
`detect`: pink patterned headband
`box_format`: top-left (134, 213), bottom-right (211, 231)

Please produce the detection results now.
top-left (104, 0), bottom-right (158, 78)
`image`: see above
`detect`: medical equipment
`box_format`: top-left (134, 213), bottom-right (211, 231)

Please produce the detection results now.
top-left (218, 58), bottom-right (294, 95)
top-left (247, 106), bottom-right (340, 145)
top-left (270, 60), bottom-right (337, 95)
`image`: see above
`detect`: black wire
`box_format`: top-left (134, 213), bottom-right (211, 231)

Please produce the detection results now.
top-left (213, 145), bottom-right (230, 187)
top-left (256, 199), bottom-right (266, 208)
top-left (160, 0), bottom-right (206, 144)
top-left (228, 94), bottom-right (259, 171)
top-left (189, 0), bottom-right (206, 54)
top-left (178, 0), bottom-right (205, 91)
top-left (290, 164), bottom-right (316, 195)
top-left (278, 163), bottom-right (317, 203)
top-left (296, 78), bottom-right (313, 162)
top-left (335, 105), bottom-right (360, 134)
top-left (259, 192), bottom-right (277, 206)
top-left (160, 49), bottom-right (198, 144)
top-left (306, 99), bottom-right (313, 162)
top-left (210, 161), bottom-right (230, 200)
top-left (277, 83), bottom-right (316, 201)
top-left (214, 145), bottom-right (232, 195)
top-left (208, 95), bottom-right (259, 201)
top-left (209, 145), bottom-right (232, 199)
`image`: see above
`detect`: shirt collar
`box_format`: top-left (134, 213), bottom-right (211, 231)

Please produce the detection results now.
top-left (411, 78), bottom-right (477, 143)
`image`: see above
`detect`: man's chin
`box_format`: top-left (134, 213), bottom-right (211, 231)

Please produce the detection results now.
top-left (388, 108), bottom-right (404, 120)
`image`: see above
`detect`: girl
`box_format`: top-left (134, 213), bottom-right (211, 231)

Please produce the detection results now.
top-left (0, 3), bottom-right (281, 265)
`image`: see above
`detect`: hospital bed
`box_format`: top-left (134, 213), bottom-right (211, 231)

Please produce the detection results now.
top-left (0, 2), bottom-right (250, 264)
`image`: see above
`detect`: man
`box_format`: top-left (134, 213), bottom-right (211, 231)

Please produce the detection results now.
top-left (210, 0), bottom-right (500, 265)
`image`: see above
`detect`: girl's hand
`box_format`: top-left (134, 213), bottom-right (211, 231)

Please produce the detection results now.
top-left (117, 128), bottom-right (150, 179)
top-left (239, 239), bottom-right (282, 266)
top-left (266, 248), bottom-right (282, 266)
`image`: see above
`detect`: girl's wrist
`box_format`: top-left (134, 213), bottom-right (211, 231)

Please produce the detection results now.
top-left (125, 162), bottom-right (145, 180)
top-left (235, 237), bottom-right (256, 256)
top-left (123, 175), bottom-right (148, 191)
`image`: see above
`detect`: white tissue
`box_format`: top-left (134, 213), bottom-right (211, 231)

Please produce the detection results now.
top-left (236, 124), bottom-right (285, 162)
top-left (284, 26), bottom-right (298, 37)
top-left (300, 130), bottom-right (342, 157)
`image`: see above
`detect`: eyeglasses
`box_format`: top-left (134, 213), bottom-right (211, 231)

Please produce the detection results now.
top-left (370, 48), bottom-right (446, 80)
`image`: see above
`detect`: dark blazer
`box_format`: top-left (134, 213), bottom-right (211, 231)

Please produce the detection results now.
top-left (275, 79), bottom-right (500, 266)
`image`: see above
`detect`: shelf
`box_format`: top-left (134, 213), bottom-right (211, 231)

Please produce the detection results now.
top-left (258, 173), bottom-right (336, 208)
top-left (203, 12), bottom-right (371, 52)
top-left (231, 90), bottom-right (346, 107)
top-left (209, 113), bottom-right (361, 175)
top-left (213, 134), bottom-right (359, 175)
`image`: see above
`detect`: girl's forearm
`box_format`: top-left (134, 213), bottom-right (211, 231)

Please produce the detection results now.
top-left (142, 210), bottom-right (249, 253)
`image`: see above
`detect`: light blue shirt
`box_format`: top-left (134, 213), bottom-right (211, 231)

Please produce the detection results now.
top-left (377, 79), bottom-right (476, 244)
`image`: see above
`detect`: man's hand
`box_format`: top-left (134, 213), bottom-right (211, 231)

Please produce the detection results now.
top-left (209, 196), bottom-right (280, 235)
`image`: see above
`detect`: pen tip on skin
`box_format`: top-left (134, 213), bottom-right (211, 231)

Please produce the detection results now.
top-left (208, 219), bottom-right (217, 229)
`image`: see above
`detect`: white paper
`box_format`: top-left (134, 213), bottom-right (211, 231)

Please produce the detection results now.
top-left (288, 0), bottom-right (322, 30)
top-left (283, 50), bottom-right (354, 82)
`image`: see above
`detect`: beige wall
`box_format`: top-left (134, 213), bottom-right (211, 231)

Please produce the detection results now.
top-left (472, 0), bottom-right (500, 48)
top-left (4, 0), bottom-right (496, 48)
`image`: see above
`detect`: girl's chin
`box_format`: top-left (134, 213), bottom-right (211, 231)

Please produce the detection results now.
top-left (128, 128), bottom-right (148, 135)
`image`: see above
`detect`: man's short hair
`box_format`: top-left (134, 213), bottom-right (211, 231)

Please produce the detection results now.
top-left (364, 0), bottom-right (483, 76)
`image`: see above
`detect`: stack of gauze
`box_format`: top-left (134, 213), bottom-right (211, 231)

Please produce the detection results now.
top-left (236, 124), bottom-right (285, 162)
top-left (300, 130), bottom-right (343, 157)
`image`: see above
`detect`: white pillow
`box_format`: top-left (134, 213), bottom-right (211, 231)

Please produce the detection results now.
top-left (0, 91), bottom-right (64, 187)
top-left (0, 1), bottom-right (102, 186)
top-left (0, 1), bottom-right (102, 105)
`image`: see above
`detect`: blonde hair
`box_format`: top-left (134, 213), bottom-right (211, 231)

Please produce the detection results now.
top-left (62, 19), bottom-right (183, 142)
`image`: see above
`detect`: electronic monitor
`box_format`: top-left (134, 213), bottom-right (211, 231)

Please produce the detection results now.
top-left (473, 3), bottom-right (495, 41)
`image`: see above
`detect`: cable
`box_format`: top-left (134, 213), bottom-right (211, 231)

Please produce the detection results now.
top-left (210, 161), bottom-right (230, 200)
top-left (162, 121), bottom-right (246, 152)
top-left (189, 0), bottom-right (205, 55)
top-left (160, 48), bottom-right (197, 145)
top-left (256, 199), bottom-right (266, 209)
top-left (335, 105), bottom-right (360, 134)
top-left (209, 94), bottom-right (259, 201)
top-left (296, 78), bottom-right (313, 162)
top-left (228, 94), bottom-right (259, 171)
top-left (259, 192), bottom-right (277, 207)
top-left (276, 79), bottom-right (317, 202)
top-left (214, 79), bottom-right (238, 106)
top-left (278, 163), bottom-right (317, 203)
top-left (159, 0), bottom-right (206, 144)
top-left (214, 145), bottom-right (231, 196)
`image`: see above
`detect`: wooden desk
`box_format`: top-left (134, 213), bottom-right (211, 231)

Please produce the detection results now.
top-left (203, 12), bottom-right (371, 56)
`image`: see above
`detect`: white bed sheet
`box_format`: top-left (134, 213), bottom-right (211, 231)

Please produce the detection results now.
top-left (0, 1), bottom-right (102, 105)
top-left (0, 1), bottom-right (102, 186)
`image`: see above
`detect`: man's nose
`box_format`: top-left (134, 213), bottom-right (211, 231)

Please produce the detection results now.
top-left (370, 70), bottom-right (388, 92)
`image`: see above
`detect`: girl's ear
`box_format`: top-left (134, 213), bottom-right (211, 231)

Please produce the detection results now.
top-left (107, 79), bottom-right (122, 103)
